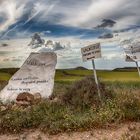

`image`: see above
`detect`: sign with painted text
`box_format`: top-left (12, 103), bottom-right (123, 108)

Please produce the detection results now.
top-left (124, 46), bottom-right (140, 77)
top-left (124, 45), bottom-right (140, 62)
top-left (81, 43), bottom-right (101, 62)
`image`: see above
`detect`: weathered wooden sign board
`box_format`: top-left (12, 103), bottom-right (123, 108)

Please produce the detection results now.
top-left (81, 43), bottom-right (101, 62)
top-left (124, 45), bottom-right (140, 61)
top-left (0, 52), bottom-right (57, 102)
top-left (124, 45), bottom-right (140, 77)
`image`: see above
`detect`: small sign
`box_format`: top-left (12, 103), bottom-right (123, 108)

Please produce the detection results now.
top-left (124, 45), bottom-right (140, 61)
top-left (124, 46), bottom-right (140, 54)
top-left (81, 43), bottom-right (101, 62)
top-left (125, 55), bottom-right (135, 62)
top-left (122, 41), bottom-right (140, 77)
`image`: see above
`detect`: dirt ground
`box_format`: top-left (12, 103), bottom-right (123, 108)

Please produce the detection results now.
top-left (0, 122), bottom-right (140, 140)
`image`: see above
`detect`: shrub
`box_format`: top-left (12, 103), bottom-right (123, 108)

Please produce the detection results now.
top-left (62, 76), bottom-right (111, 108)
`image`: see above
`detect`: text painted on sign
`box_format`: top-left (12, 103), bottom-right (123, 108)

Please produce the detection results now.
top-left (81, 43), bottom-right (101, 62)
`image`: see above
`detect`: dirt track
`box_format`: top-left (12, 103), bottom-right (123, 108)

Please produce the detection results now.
top-left (0, 122), bottom-right (140, 140)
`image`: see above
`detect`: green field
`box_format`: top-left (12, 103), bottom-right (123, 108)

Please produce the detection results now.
top-left (0, 69), bottom-right (140, 82)
top-left (55, 69), bottom-right (140, 82)
top-left (0, 72), bottom-right (11, 81)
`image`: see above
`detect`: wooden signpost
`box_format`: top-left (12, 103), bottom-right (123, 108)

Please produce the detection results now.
top-left (81, 43), bottom-right (102, 102)
top-left (124, 45), bottom-right (140, 77)
top-left (125, 55), bottom-right (140, 77)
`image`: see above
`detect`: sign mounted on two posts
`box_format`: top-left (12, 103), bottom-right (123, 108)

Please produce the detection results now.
top-left (81, 43), bottom-right (102, 102)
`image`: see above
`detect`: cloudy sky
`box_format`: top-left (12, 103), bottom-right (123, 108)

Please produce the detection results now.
top-left (0, 0), bottom-right (140, 69)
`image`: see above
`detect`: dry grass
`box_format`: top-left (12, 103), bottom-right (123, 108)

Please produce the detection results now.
top-left (0, 76), bottom-right (140, 135)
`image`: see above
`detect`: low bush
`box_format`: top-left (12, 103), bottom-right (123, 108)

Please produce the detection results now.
top-left (62, 76), bottom-right (112, 108)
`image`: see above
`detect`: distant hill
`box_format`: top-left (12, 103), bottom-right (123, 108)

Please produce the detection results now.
top-left (57, 66), bottom-right (88, 70)
top-left (113, 67), bottom-right (137, 72)
top-left (72, 67), bottom-right (88, 70)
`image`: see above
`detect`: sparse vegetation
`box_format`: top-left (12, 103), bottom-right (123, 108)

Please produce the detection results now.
top-left (0, 68), bottom-right (140, 136)
top-left (0, 74), bottom-right (140, 135)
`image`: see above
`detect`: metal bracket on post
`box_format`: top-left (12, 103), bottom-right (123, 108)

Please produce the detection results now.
top-left (92, 60), bottom-right (102, 103)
